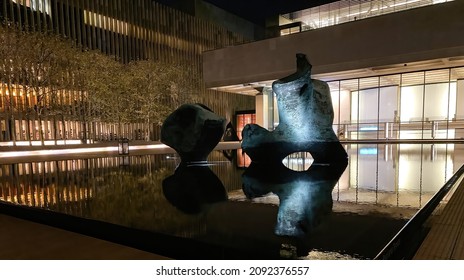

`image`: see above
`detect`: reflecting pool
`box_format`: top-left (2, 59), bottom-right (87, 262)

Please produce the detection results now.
top-left (1, 143), bottom-right (463, 259)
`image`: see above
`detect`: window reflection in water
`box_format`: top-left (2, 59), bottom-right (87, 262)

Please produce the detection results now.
top-left (1, 144), bottom-right (461, 214)
top-left (0, 144), bottom-right (462, 258)
top-left (278, 143), bottom-right (460, 208)
top-left (342, 143), bottom-right (457, 208)
top-left (0, 152), bottom-right (243, 238)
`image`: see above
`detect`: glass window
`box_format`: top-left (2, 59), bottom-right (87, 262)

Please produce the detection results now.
top-left (424, 83), bottom-right (452, 121)
top-left (281, 0), bottom-right (454, 32)
top-left (379, 86), bottom-right (399, 122)
top-left (236, 111), bottom-right (256, 168)
top-left (400, 85), bottom-right (424, 122)
top-left (358, 88), bottom-right (379, 123)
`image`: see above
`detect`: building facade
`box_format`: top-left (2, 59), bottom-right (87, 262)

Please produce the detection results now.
top-left (0, 0), bottom-right (255, 146)
top-left (202, 0), bottom-right (464, 203)
top-left (204, 0), bottom-right (464, 141)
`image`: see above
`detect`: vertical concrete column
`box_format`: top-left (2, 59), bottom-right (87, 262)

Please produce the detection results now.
top-left (266, 87), bottom-right (275, 131)
top-left (255, 93), bottom-right (265, 128)
top-left (457, 80), bottom-right (464, 119)
top-left (454, 80), bottom-right (464, 172)
top-left (453, 80), bottom-right (464, 171)
top-left (456, 79), bottom-right (464, 139)
top-left (255, 87), bottom-right (275, 130)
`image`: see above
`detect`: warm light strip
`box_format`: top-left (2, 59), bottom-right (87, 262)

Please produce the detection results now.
top-left (0, 140), bottom-right (83, 147)
top-left (0, 147), bottom-right (117, 158)
top-left (0, 143), bottom-right (175, 158)
top-left (129, 143), bottom-right (173, 151)
top-left (391, 0), bottom-right (421, 8)
top-left (83, 10), bottom-right (194, 52)
top-left (0, 142), bottom-right (241, 158)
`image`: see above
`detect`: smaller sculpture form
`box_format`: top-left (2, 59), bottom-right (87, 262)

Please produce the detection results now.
top-left (241, 53), bottom-right (347, 164)
top-left (161, 104), bottom-right (227, 213)
top-left (161, 103), bottom-right (226, 163)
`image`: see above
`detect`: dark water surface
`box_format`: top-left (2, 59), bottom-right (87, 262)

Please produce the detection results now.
top-left (1, 143), bottom-right (462, 259)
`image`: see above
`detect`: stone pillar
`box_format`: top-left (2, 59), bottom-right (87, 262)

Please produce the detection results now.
top-left (456, 79), bottom-right (464, 139)
top-left (255, 87), bottom-right (274, 131)
top-left (255, 93), bottom-right (266, 129)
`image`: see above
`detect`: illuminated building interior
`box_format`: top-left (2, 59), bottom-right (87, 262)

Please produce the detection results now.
top-left (253, 67), bottom-right (464, 141)
top-left (280, 0), bottom-right (454, 35)
top-left (1, 0), bottom-right (255, 147)
top-left (207, 1), bottom-right (464, 143)
top-left (204, 0), bottom-right (464, 212)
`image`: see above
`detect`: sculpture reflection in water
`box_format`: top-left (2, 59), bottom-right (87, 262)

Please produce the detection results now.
top-left (243, 161), bottom-right (346, 238)
top-left (162, 163), bottom-right (227, 214)
top-left (161, 103), bottom-right (228, 213)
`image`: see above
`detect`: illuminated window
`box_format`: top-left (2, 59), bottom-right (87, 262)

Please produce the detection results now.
top-left (12, 0), bottom-right (51, 15)
top-left (281, 0), bottom-right (454, 32)
top-left (236, 111), bottom-right (256, 168)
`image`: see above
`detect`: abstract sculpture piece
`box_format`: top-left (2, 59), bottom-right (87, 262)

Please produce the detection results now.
top-left (241, 54), bottom-right (347, 164)
top-left (242, 160), bottom-right (346, 238)
top-left (161, 104), bottom-right (227, 213)
top-left (161, 103), bottom-right (226, 163)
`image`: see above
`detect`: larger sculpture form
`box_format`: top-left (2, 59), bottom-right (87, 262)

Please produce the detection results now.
top-left (241, 54), bottom-right (347, 164)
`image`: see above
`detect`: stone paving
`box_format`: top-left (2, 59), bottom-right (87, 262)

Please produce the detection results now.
top-left (0, 214), bottom-right (167, 260)
top-left (414, 176), bottom-right (464, 259)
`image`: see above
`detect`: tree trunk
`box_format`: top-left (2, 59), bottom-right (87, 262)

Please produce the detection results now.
top-left (38, 114), bottom-right (45, 146)
top-left (8, 116), bottom-right (16, 146)
top-left (81, 120), bottom-right (87, 144)
top-left (146, 117), bottom-right (150, 141)
top-left (26, 115), bottom-right (32, 146)
top-left (53, 115), bottom-right (58, 145)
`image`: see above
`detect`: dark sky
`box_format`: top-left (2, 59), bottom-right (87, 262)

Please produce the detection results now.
top-left (203, 0), bottom-right (338, 25)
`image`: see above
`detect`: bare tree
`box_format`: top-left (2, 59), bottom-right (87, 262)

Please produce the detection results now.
top-left (22, 32), bottom-right (81, 144)
top-left (2, 21), bottom-right (201, 144)
top-left (126, 60), bottom-right (199, 140)
top-left (1, 24), bottom-right (37, 143)
top-left (1, 23), bottom-right (81, 144)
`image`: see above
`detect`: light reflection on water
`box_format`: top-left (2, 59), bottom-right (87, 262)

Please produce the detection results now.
top-left (337, 143), bottom-right (461, 208)
top-left (303, 249), bottom-right (359, 260)
top-left (0, 143), bottom-right (463, 259)
top-left (279, 143), bottom-right (463, 208)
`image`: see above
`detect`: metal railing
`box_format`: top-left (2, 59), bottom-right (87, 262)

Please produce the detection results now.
top-left (335, 118), bottom-right (464, 142)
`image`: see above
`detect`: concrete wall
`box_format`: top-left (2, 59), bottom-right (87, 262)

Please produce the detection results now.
top-left (203, 1), bottom-right (464, 88)
top-left (194, 0), bottom-right (264, 40)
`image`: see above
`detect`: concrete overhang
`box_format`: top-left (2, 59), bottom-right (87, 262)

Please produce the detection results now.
top-left (203, 0), bottom-right (464, 95)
